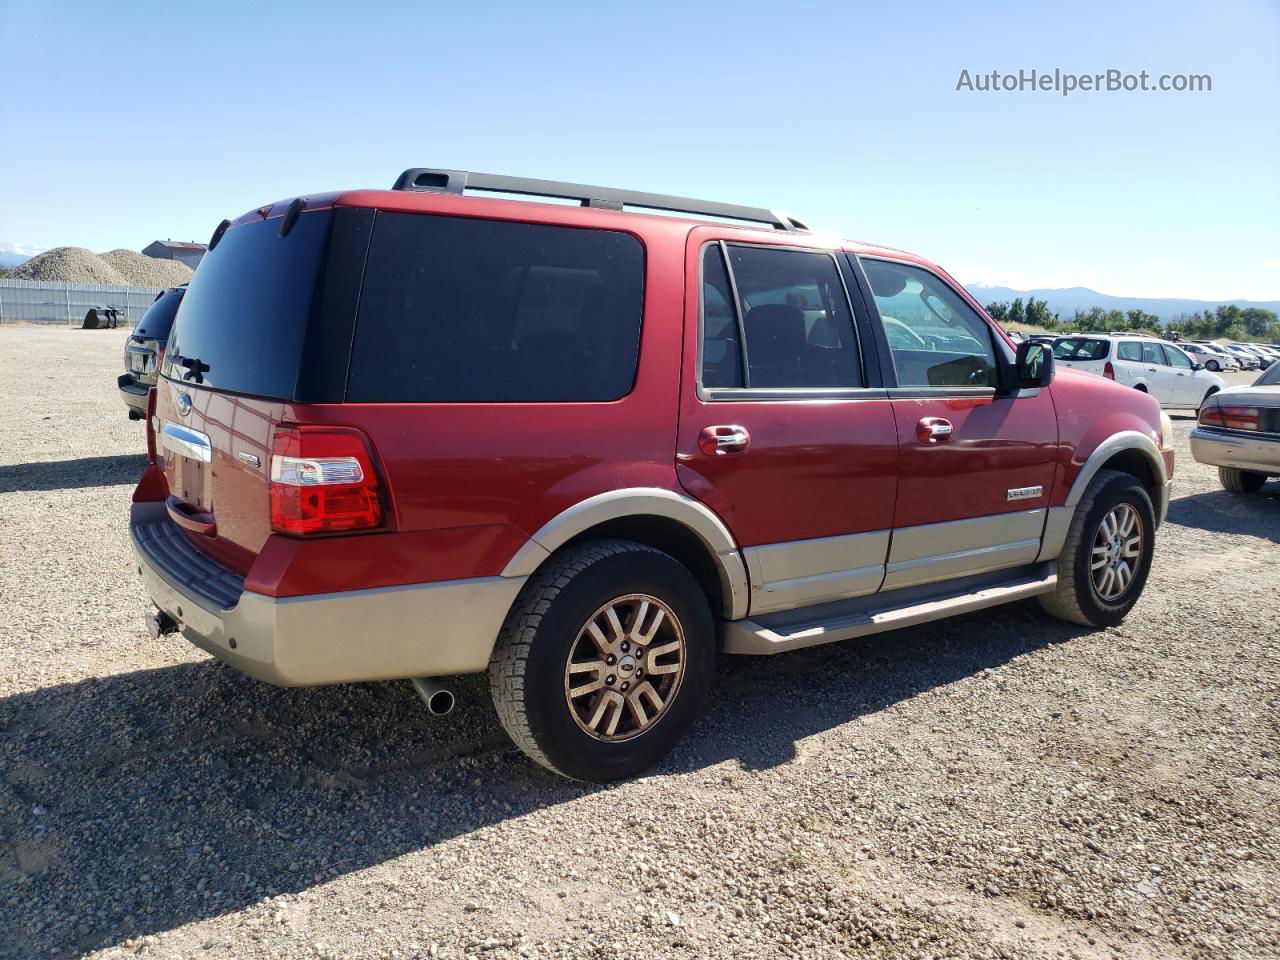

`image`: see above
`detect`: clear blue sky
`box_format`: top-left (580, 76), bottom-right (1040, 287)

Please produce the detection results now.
top-left (1, 0), bottom-right (1277, 300)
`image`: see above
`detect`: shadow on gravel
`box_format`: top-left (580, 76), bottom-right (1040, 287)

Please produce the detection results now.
top-left (0, 454), bottom-right (146, 494)
top-left (0, 601), bottom-right (1088, 958)
top-left (1165, 487), bottom-right (1280, 542)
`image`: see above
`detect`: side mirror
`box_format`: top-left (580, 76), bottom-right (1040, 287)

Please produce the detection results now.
top-left (1015, 340), bottom-right (1055, 389)
top-left (1192, 362), bottom-right (1205, 371)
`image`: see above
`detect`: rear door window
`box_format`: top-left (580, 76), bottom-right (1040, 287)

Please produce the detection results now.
top-left (347, 214), bottom-right (644, 402)
top-left (1166, 345), bottom-right (1193, 369)
top-left (699, 243), bottom-right (861, 390)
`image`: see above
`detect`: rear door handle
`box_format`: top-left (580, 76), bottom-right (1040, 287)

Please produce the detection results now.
top-left (916, 417), bottom-right (953, 444)
top-left (698, 425), bottom-right (750, 456)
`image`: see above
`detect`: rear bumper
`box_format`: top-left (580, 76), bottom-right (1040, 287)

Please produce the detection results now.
top-left (118, 374), bottom-right (149, 414)
top-left (130, 502), bottom-right (527, 686)
top-left (1189, 427), bottom-right (1280, 475)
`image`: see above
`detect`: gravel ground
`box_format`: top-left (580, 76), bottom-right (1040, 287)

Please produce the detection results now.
top-left (1, 327), bottom-right (1277, 960)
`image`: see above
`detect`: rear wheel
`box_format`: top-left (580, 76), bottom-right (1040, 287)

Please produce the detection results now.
top-left (1040, 469), bottom-right (1155, 627)
top-left (1219, 467), bottom-right (1267, 494)
top-left (489, 540), bottom-right (714, 781)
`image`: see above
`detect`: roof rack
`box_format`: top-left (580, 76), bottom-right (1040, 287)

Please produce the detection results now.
top-left (391, 168), bottom-right (809, 232)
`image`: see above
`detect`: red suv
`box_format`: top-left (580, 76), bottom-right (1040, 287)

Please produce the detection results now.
top-left (131, 168), bottom-right (1175, 781)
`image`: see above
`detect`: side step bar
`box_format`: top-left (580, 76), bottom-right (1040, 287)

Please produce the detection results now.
top-left (723, 566), bottom-right (1058, 655)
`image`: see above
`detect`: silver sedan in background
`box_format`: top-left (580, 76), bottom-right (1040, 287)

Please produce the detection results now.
top-left (1191, 361), bottom-right (1280, 492)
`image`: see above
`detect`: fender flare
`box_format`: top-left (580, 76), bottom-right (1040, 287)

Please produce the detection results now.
top-left (501, 488), bottom-right (750, 620)
top-left (1064, 430), bottom-right (1167, 508)
top-left (1039, 430), bottom-right (1169, 562)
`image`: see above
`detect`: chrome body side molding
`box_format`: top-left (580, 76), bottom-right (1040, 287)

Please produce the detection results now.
top-left (723, 564), bottom-right (1058, 655)
top-left (500, 487), bottom-right (750, 619)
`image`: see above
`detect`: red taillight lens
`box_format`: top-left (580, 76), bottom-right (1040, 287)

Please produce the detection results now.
top-left (145, 387), bottom-right (159, 463)
top-left (269, 426), bottom-right (385, 535)
top-left (1103, 361), bottom-right (1116, 380)
top-left (1219, 406), bottom-right (1260, 430)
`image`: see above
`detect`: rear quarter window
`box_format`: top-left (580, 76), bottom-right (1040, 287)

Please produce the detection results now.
top-left (1052, 338), bottom-right (1109, 361)
top-left (347, 214), bottom-right (644, 403)
top-left (1117, 341), bottom-right (1143, 362)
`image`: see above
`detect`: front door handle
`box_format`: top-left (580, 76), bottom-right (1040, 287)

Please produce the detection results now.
top-left (916, 417), bottom-right (953, 444)
top-left (698, 425), bottom-right (750, 456)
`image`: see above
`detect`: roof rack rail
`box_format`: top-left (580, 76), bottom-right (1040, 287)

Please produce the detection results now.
top-left (390, 168), bottom-right (809, 232)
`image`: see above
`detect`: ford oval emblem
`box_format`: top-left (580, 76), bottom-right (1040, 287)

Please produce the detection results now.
top-left (176, 393), bottom-right (193, 417)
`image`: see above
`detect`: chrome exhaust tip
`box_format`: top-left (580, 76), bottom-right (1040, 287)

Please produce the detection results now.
top-left (410, 677), bottom-right (456, 717)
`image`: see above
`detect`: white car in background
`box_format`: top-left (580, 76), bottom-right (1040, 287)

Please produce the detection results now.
top-left (1191, 361), bottom-right (1280, 492)
top-left (1178, 341), bottom-right (1239, 372)
top-left (1053, 334), bottom-right (1225, 411)
top-left (1215, 343), bottom-right (1263, 370)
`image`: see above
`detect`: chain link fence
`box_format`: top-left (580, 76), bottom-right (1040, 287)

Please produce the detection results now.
top-left (0, 280), bottom-right (166, 326)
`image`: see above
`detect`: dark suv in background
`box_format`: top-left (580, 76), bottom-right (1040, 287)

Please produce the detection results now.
top-left (118, 286), bottom-right (185, 420)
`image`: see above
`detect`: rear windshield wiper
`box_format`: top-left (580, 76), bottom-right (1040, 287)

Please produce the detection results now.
top-left (169, 353), bottom-right (210, 384)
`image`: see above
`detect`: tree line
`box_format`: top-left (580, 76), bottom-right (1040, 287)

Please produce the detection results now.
top-left (983, 298), bottom-right (1280, 342)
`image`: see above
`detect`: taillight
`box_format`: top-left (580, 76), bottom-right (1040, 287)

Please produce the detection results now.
top-left (1103, 361), bottom-right (1115, 380)
top-left (1199, 405), bottom-right (1260, 431)
top-left (269, 426), bottom-right (385, 535)
top-left (145, 387), bottom-right (159, 463)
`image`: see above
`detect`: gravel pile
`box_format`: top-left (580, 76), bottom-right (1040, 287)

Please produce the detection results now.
top-left (8, 247), bottom-right (192, 286)
top-left (0, 329), bottom-right (1277, 960)
top-left (99, 249), bottom-right (193, 287)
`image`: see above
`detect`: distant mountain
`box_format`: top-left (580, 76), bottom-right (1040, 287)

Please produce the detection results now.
top-left (963, 284), bottom-right (1280, 325)
top-left (0, 251), bottom-right (33, 269)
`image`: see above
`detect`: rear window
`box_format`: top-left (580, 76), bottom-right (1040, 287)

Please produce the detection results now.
top-left (164, 211), bottom-right (332, 398)
top-left (1117, 341), bottom-right (1143, 362)
top-left (133, 288), bottom-right (183, 340)
top-left (346, 213), bottom-right (644, 402)
top-left (1052, 337), bottom-right (1109, 361)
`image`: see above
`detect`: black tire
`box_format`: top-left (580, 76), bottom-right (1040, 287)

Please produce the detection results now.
top-left (1219, 467), bottom-right (1267, 494)
top-left (1039, 469), bottom-right (1156, 627)
top-left (488, 539), bottom-right (714, 782)
top-left (1206, 359), bottom-right (1220, 372)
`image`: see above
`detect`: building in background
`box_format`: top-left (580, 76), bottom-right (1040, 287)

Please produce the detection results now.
top-left (142, 240), bottom-right (207, 270)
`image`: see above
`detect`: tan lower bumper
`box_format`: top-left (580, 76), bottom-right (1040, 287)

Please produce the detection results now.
top-left (1189, 428), bottom-right (1279, 477)
top-left (135, 545), bottom-right (526, 686)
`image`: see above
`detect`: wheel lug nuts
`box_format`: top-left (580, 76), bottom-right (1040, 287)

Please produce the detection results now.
top-left (606, 675), bottom-right (615, 685)
top-left (621, 682), bottom-right (630, 691)
top-left (636, 669), bottom-right (643, 678)
top-left (606, 655), bottom-right (616, 665)
top-left (621, 642), bottom-right (629, 652)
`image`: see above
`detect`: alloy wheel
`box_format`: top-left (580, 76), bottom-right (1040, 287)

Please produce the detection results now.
top-left (563, 594), bottom-right (686, 742)
top-left (1090, 503), bottom-right (1143, 601)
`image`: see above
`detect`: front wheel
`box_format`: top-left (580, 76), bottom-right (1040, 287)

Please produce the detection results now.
top-left (1206, 359), bottom-right (1220, 372)
top-left (1040, 469), bottom-right (1155, 627)
top-left (489, 540), bottom-right (714, 781)
top-left (1219, 467), bottom-right (1267, 493)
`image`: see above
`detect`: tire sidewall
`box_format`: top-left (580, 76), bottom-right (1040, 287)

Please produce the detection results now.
top-left (1069, 475), bottom-right (1156, 626)
top-left (520, 549), bottom-right (714, 781)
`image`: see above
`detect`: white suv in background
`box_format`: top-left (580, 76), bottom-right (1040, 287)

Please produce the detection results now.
top-left (1053, 335), bottom-right (1224, 411)
top-left (1179, 341), bottom-right (1240, 372)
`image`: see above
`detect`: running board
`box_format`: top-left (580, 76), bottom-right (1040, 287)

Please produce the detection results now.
top-left (722, 567), bottom-right (1058, 655)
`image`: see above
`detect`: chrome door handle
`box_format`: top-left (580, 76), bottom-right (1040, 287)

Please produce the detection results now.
top-left (698, 425), bottom-right (750, 456)
top-left (916, 417), bottom-right (953, 444)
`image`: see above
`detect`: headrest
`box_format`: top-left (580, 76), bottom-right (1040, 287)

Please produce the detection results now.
top-left (744, 303), bottom-right (806, 354)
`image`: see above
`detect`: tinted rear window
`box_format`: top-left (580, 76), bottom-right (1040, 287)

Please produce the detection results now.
top-left (346, 213), bottom-right (644, 402)
top-left (164, 211), bottom-right (332, 397)
top-left (133, 289), bottom-right (183, 340)
top-left (1052, 337), bottom-right (1109, 361)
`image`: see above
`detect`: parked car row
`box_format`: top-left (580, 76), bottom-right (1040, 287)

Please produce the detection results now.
top-left (117, 286), bottom-right (185, 420)
top-left (1051, 334), bottom-right (1224, 411)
